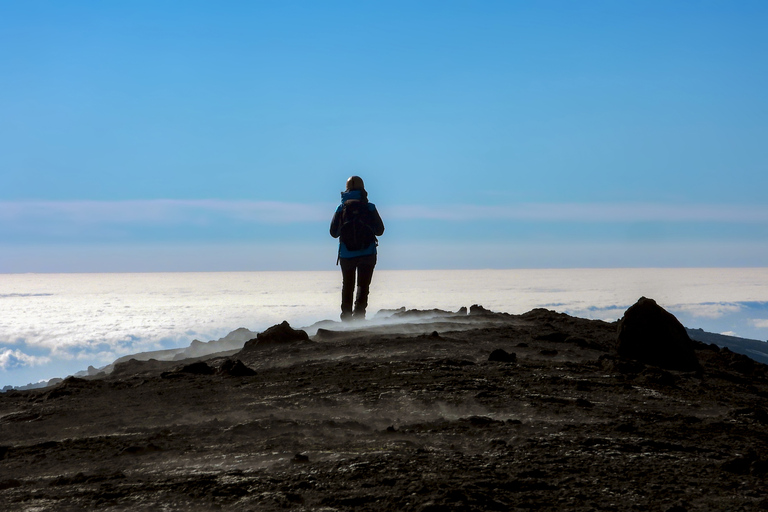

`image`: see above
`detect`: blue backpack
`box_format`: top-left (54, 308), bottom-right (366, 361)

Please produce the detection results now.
top-left (339, 199), bottom-right (376, 251)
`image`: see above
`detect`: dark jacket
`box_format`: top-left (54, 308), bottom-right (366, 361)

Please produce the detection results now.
top-left (330, 189), bottom-right (385, 259)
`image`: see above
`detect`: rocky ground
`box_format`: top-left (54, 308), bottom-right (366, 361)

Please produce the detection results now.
top-left (2, 305), bottom-right (768, 511)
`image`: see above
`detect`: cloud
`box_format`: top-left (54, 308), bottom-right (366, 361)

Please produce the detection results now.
top-left (751, 319), bottom-right (768, 329)
top-left (387, 203), bottom-right (768, 223)
top-left (674, 302), bottom-right (743, 319)
top-left (0, 200), bottom-right (333, 226)
top-left (0, 349), bottom-right (51, 370)
top-left (2, 200), bottom-right (768, 229)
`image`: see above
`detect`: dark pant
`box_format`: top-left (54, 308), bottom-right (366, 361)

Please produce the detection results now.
top-left (339, 254), bottom-right (377, 320)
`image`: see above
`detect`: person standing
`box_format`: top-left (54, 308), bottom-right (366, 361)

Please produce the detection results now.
top-left (330, 176), bottom-right (385, 321)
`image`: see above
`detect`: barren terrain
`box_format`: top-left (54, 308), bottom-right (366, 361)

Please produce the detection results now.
top-left (2, 306), bottom-right (768, 511)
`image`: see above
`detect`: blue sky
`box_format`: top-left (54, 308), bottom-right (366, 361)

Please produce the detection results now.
top-left (1, 1), bottom-right (767, 271)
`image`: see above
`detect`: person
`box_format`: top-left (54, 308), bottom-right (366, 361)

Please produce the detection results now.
top-left (330, 176), bottom-right (385, 321)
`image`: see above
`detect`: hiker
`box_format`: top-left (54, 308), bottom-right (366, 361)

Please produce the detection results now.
top-left (330, 176), bottom-right (385, 321)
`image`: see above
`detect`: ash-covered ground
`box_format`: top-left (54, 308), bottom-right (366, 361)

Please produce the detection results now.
top-left (1, 305), bottom-right (768, 511)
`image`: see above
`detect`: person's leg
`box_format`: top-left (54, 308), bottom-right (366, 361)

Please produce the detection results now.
top-left (353, 254), bottom-right (377, 319)
top-left (339, 258), bottom-right (356, 321)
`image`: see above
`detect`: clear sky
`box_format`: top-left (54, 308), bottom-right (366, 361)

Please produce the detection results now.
top-left (2, 0), bottom-right (767, 272)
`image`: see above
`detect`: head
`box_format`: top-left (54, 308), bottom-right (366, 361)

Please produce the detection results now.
top-left (345, 176), bottom-right (365, 192)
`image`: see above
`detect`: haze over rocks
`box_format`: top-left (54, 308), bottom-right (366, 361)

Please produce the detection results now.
top-left (2, 299), bottom-right (768, 510)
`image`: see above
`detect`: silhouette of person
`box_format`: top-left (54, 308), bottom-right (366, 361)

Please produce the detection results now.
top-left (330, 176), bottom-right (385, 321)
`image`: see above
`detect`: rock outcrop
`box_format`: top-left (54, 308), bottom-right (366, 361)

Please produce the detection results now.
top-left (242, 321), bottom-right (309, 350)
top-left (616, 297), bottom-right (699, 371)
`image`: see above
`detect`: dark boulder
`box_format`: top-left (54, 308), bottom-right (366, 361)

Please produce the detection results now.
top-left (616, 297), bottom-right (699, 371)
top-left (243, 321), bottom-right (309, 350)
top-left (177, 361), bottom-right (215, 375)
top-left (217, 359), bottom-right (257, 377)
top-left (488, 349), bottom-right (516, 363)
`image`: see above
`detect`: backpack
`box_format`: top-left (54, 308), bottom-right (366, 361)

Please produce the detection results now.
top-left (339, 199), bottom-right (376, 251)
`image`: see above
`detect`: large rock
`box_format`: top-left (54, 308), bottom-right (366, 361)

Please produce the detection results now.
top-left (242, 321), bottom-right (309, 350)
top-left (616, 297), bottom-right (699, 371)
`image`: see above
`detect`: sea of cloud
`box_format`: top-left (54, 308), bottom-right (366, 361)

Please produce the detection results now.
top-left (1, 268), bottom-right (768, 387)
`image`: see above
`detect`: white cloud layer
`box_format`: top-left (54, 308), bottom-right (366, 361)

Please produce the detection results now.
top-left (387, 203), bottom-right (768, 223)
top-left (675, 302), bottom-right (743, 319)
top-left (1, 200), bottom-right (768, 226)
top-left (0, 200), bottom-right (332, 225)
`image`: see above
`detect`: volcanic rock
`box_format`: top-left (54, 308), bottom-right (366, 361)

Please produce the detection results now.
top-left (217, 359), bottom-right (257, 377)
top-left (374, 307), bottom-right (406, 318)
top-left (177, 361), bottom-right (215, 375)
top-left (243, 321), bottom-right (309, 350)
top-left (616, 297), bottom-right (699, 371)
top-left (469, 304), bottom-right (493, 315)
top-left (488, 349), bottom-right (517, 363)
top-left (391, 308), bottom-right (465, 319)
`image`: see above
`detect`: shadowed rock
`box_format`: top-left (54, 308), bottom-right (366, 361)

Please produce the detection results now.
top-left (616, 297), bottom-right (699, 371)
top-left (391, 308), bottom-right (467, 319)
top-left (217, 359), bottom-right (257, 377)
top-left (242, 321), bottom-right (309, 350)
top-left (469, 304), bottom-right (493, 315)
top-left (314, 328), bottom-right (347, 340)
top-left (488, 349), bottom-right (517, 363)
top-left (160, 361), bottom-right (214, 379)
top-left (178, 361), bottom-right (215, 375)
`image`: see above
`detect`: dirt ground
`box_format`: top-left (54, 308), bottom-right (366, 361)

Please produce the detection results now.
top-left (2, 307), bottom-right (768, 511)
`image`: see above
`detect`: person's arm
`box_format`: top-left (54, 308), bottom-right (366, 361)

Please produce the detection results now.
top-left (370, 205), bottom-right (385, 236)
top-left (330, 206), bottom-right (342, 238)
